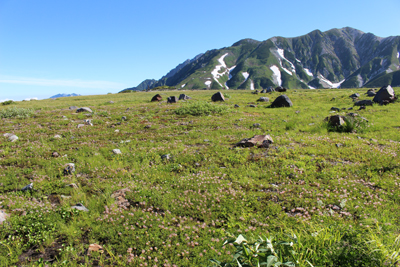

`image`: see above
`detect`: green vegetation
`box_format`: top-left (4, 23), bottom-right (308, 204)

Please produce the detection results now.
top-left (0, 88), bottom-right (399, 266)
top-left (1, 100), bottom-right (15, 106)
top-left (0, 107), bottom-right (34, 118)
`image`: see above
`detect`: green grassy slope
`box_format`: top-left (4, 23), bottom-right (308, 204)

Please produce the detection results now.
top-left (0, 89), bottom-right (400, 266)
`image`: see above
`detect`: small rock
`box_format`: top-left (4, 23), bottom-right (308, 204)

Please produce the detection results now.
top-left (71, 203), bottom-right (89, 212)
top-left (66, 183), bottom-right (78, 189)
top-left (359, 106), bottom-right (366, 110)
top-left (108, 101), bottom-right (114, 104)
top-left (167, 96), bottom-right (178, 104)
top-left (248, 104), bottom-right (256, 108)
top-left (8, 135), bottom-right (18, 142)
top-left (336, 143), bottom-right (343, 148)
top-left (0, 210), bottom-right (9, 224)
top-left (179, 94), bottom-right (191, 100)
top-left (349, 93), bottom-right (360, 98)
top-left (76, 107), bottom-right (93, 113)
top-left (330, 107), bottom-right (340, 112)
top-left (354, 100), bottom-right (373, 106)
top-left (52, 152), bottom-right (59, 157)
top-left (234, 104), bottom-right (240, 108)
top-left (121, 116), bottom-right (127, 121)
top-left (270, 95), bottom-right (293, 108)
top-left (161, 154), bottom-right (171, 160)
top-left (112, 149), bottom-right (122, 155)
top-left (88, 243), bottom-right (104, 254)
top-left (69, 106), bottom-right (78, 110)
top-left (21, 183), bottom-right (33, 191)
top-left (236, 135), bottom-right (274, 148)
top-left (325, 115), bottom-right (345, 127)
top-left (64, 163), bottom-right (75, 175)
top-left (211, 92), bottom-right (225, 102)
top-left (295, 110), bottom-right (300, 114)
top-left (257, 97), bottom-right (269, 102)
top-left (3, 133), bottom-right (14, 137)
top-left (253, 123), bottom-right (261, 127)
top-left (84, 119), bottom-right (93, 126)
top-left (144, 125), bottom-right (151, 129)
top-left (54, 135), bottom-right (62, 139)
top-left (203, 139), bottom-right (210, 142)
top-left (114, 129), bottom-right (120, 132)
top-left (151, 94), bottom-right (162, 102)
top-left (348, 107), bottom-right (353, 110)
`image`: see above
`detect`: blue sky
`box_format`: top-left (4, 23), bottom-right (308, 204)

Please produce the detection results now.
top-left (1, 0), bottom-right (399, 101)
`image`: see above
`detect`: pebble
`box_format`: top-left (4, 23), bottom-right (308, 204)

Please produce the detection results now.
top-left (21, 183), bottom-right (33, 191)
top-left (64, 163), bottom-right (75, 175)
top-left (71, 203), bottom-right (89, 212)
top-left (112, 149), bottom-right (122, 155)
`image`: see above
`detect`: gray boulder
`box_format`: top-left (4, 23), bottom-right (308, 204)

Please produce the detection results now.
top-left (366, 89), bottom-right (376, 97)
top-left (257, 97), bottom-right (269, 102)
top-left (179, 94), bottom-right (191, 100)
top-left (211, 92), bottom-right (225, 102)
top-left (167, 96), bottom-right (178, 103)
top-left (275, 86), bottom-right (287, 92)
top-left (0, 210), bottom-right (8, 224)
top-left (270, 95), bottom-right (293, 108)
top-left (76, 107), bottom-right (93, 113)
top-left (260, 89), bottom-right (267, 93)
top-left (330, 107), bottom-right (340, 112)
top-left (64, 163), bottom-right (75, 175)
top-left (354, 100), bottom-right (373, 106)
top-left (71, 203), bottom-right (89, 212)
top-left (112, 149), bottom-right (122, 155)
top-left (325, 115), bottom-right (345, 127)
top-left (151, 94), bottom-right (162, 102)
top-left (266, 87), bottom-right (275, 93)
top-left (236, 135), bottom-right (274, 148)
top-left (350, 93), bottom-right (360, 98)
top-left (373, 85), bottom-right (395, 104)
top-left (21, 183), bottom-right (33, 191)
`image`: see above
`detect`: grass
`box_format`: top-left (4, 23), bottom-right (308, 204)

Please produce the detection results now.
top-left (0, 88), bottom-right (399, 266)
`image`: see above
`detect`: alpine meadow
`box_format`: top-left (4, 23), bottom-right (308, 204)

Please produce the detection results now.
top-left (1, 86), bottom-right (400, 266)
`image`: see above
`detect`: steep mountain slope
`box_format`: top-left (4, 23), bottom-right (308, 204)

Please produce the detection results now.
top-left (124, 27), bottom-right (400, 91)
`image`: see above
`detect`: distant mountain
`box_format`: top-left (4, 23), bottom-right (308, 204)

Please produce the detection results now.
top-left (50, 93), bottom-right (81, 98)
top-left (128, 27), bottom-right (400, 90)
top-left (119, 79), bottom-right (157, 93)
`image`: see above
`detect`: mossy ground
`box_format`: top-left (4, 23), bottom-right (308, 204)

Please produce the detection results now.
top-left (0, 88), bottom-right (399, 266)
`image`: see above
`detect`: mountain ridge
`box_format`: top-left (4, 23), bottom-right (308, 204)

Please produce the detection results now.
top-left (121, 27), bottom-right (400, 92)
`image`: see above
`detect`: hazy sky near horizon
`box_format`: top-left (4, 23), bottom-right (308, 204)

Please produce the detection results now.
top-left (1, 0), bottom-right (400, 101)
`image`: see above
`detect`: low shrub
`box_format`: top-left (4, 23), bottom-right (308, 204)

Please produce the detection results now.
top-left (175, 101), bottom-right (229, 116)
top-left (0, 107), bottom-right (34, 119)
top-left (1, 100), bottom-right (14, 106)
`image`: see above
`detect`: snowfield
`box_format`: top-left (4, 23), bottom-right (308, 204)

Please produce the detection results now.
top-left (211, 53), bottom-right (230, 88)
top-left (304, 68), bottom-right (313, 77)
top-left (270, 65), bottom-right (282, 86)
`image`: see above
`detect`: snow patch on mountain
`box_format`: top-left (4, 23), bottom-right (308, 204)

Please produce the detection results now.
top-left (304, 68), bottom-right (313, 77)
top-left (277, 49), bottom-right (296, 74)
top-left (296, 58), bottom-right (301, 63)
top-left (181, 84), bottom-right (186, 88)
top-left (205, 80), bottom-right (212, 87)
top-left (250, 80), bottom-right (254, 90)
top-left (242, 72), bottom-right (249, 82)
top-left (319, 75), bottom-right (345, 88)
top-left (270, 65), bottom-right (282, 86)
top-left (397, 52), bottom-right (399, 59)
top-left (211, 53), bottom-right (230, 88)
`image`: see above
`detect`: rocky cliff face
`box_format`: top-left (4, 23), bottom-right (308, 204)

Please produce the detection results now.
top-left (128, 27), bottom-right (400, 91)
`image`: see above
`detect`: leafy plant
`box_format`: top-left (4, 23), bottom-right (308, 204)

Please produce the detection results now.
top-left (210, 234), bottom-right (301, 267)
top-left (1, 100), bottom-right (15, 106)
top-left (0, 107), bottom-right (34, 118)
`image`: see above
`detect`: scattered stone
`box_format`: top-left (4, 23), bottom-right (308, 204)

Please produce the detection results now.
top-left (203, 139), bottom-right (210, 142)
top-left (151, 94), bottom-right (162, 102)
top-left (248, 104), bottom-right (256, 108)
top-left (370, 138), bottom-right (378, 143)
top-left (211, 92), bottom-right (225, 102)
top-left (257, 97), bottom-right (269, 102)
top-left (348, 107), bottom-right (353, 110)
top-left (54, 134), bottom-right (62, 139)
top-left (52, 152), bottom-right (59, 157)
top-left (115, 129), bottom-right (120, 132)
top-left (253, 123), bottom-right (261, 127)
top-left (112, 149), bottom-right (122, 155)
top-left (60, 195), bottom-right (72, 199)
top-left (84, 119), bottom-right (93, 126)
top-left (359, 106), bottom-right (366, 110)
top-left (251, 90), bottom-right (259, 94)
top-left (0, 210), bottom-right (9, 224)
top-left (266, 87), bottom-right (275, 93)
top-left (121, 116), bottom-right (127, 121)
top-left (366, 89), bottom-right (376, 97)
top-left (111, 188), bottom-right (131, 209)
top-left (161, 154), bottom-right (171, 160)
top-left (8, 135), bottom-right (18, 142)
top-left (88, 244), bottom-right (104, 255)
top-left (354, 100), bottom-right (373, 106)
top-left (330, 107), bottom-right (340, 112)
top-left (21, 183), bottom-right (33, 191)
top-left (295, 110), bottom-right (300, 114)
top-left (236, 135), bottom-right (274, 148)
top-left (373, 85), bottom-right (396, 104)
top-left (275, 86), bottom-right (287, 92)
top-left (260, 89), bottom-right (267, 93)
top-left (179, 94), bottom-right (191, 100)
top-left (167, 96), bottom-right (178, 103)
top-left (3, 133), bottom-right (14, 137)
top-left (325, 115), bottom-right (345, 127)
top-left (64, 163), bottom-right (75, 175)
top-left (71, 203), bottom-right (89, 212)
top-left (336, 143), bottom-right (343, 148)
top-left (66, 183), bottom-right (78, 189)
top-left (108, 101), bottom-right (114, 104)
top-left (76, 107), bottom-right (93, 113)
top-left (77, 124), bottom-right (85, 128)
top-left (69, 106), bottom-right (78, 110)
top-left (349, 93), bottom-right (360, 98)
top-left (144, 125), bottom-right (151, 129)
top-left (270, 95), bottom-right (293, 108)
top-left (234, 104), bottom-right (240, 108)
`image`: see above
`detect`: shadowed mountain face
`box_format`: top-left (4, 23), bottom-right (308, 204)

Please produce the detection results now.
top-left (123, 27), bottom-right (400, 91)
